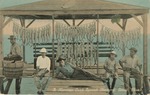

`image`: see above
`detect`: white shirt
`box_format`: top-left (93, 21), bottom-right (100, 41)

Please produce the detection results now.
top-left (104, 58), bottom-right (117, 72)
top-left (36, 56), bottom-right (51, 71)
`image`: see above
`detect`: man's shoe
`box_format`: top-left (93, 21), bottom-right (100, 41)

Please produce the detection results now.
top-left (37, 91), bottom-right (44, 95)
top-left (126, 91), bottom-right (129, 95)
top-left (37, 91), bottom-right (41, 94)
top-left (109, 90), bottom-right (114, 95)
top-left (129, 89), bottom-right (133, 94)
top-left (40, 91), bottom-right (44, 95)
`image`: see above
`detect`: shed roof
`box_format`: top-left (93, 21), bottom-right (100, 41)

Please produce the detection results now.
top-left (0, 0), bottom-right (149, 19)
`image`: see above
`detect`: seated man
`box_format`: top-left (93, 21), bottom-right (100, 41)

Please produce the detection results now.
top-left (55, 55), bottom-right (105, 82)
top-left (34, 48), bottom-right (51, 94)
top-left (119, 47), bottom-right (143, 95)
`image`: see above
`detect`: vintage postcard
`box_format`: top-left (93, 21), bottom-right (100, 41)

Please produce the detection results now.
top-left (0, 0), bottom-right (149, 95)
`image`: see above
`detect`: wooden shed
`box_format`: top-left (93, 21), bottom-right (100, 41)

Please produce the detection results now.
top-left (0, 0), bottom-right (149, 94)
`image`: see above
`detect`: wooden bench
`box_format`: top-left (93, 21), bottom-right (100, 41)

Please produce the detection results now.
top-left (33, 42), bottom-right (114, 69)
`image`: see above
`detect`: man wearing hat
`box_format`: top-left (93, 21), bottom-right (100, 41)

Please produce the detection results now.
top-left (3, 35), bottom-right (23, 94)
top-left (34, 48), bottom-right (51, 94)
top-left (119, 47), bottom-right (143, 95)
top-left (4, 35), bottom-right (22, 61)
top-left (55, 55), bottom-right (105, 82)
top-left (104, 51), bottom-right (118, 95)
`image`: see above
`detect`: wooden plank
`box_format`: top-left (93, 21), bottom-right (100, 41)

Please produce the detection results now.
top-left (2, 17), bottom-right (12, 29)
top-left (77, 19), bottom-right (85, 26)
top-left (45, 79), bottom-right (107, 95)
top-left (33, 42), bottom-right (113, 45)
top-left (96, 15), bottom-right (100, 75)
top-left (33, 53), bottom-right (110, 57)
top-left (48, 83), bottom-right (104, 86)
top-left (63, 19), bottom-right (71, 26)
top-left (45, 91), bottom-right (107, 95)
top-left (33, 50), bottom-right (112, 53)
top-left (131, 14), bottom-right (143, 27)
top-left (26, 19), bottom-right (35, 28)
top-left (0, 9), bottom-right (148, 15)
top-left (33, 46), bottom-right (113, 50)
top-left (33, 47), bottom-right (56, 49)
top-left (0, 15), bottom-right (4, 68)
top-left (52, 15), bottom-right (55, 76)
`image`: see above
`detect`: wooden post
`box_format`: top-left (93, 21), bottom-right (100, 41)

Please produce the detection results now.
top-left (20, 19), bottom-right (26, 62)
top-left (0, 15), bottom-right (4, 69)
top-left (122, 19), bottom-right (127, 56)
top-left (96, 15), bottom-right (99, 75)
top-left (0, 15), bottom-right (4, 94)
top-left (72, 17), bottom-right (76, 66)
top-left (52, 15), bottom-right (55, 76)
top-left (142, 14), bottom-right (149, 94)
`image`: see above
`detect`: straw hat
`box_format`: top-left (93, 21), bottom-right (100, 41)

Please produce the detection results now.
top-left (40, 48), bottom-right (47, 53)
top-left (110, 51), bottom-right (117, 55)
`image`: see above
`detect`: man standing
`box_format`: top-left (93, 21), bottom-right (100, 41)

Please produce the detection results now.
top-left (119, 47), bottom-right (143, 95)
top-left (34, 48), bottom-right (51, 94)
top-left (4, 35), bottom-right (22, 61)
top-left (3, 35), bottom-right (22, 94)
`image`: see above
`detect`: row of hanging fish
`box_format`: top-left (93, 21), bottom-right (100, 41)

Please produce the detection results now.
top-left (55, 21), bottom-right (97, 67)
top-left (100, 26), bottom-right (141, 49)
top-left (55, 21), bottom-right (96, 42)
top-left (13, 22), bottom-right (51, 46)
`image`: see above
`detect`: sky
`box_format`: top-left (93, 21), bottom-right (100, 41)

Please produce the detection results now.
top-left (106, 0), bottom-right (150, 8)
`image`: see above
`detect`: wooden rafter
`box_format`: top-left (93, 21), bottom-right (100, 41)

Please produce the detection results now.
top-left (20, 18), bottom-right (25, 27)
top-left (77, 19), bottom-right (85, 26)
top-left (116, 22), bottom-right (123, 30)
top-left (63, 19), bottom-right (71, 26)
top-left (122, 19), bottom-right (127, 30)
top-left (2, 17), bottom-right (12, 29)
top-left (131, 14), bottom-right (143, 27)
top-left (26, 19), bottom-right (35, 28)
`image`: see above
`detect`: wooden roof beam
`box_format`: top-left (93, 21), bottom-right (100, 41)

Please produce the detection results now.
top-left (63, 19), bottom-right (71, 26)
top-left (116, 22), bottom-right (123, 30)
top-left (26, 19), bottom-right (36, 28)
top-left (0, 9), bottom-right (148, 16)
top-left (122, 19), bottom-right (127, 30)
top-left (2, 17), bottom-right (12, 29)
top-left (131, 14), bottom-right (143, 27)
top-left (77, 19), bottom-right (85, 26)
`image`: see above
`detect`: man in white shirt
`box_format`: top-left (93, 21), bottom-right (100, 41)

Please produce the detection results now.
top-left (104, 51), bottom-right (118, 95)
top-left (119, 47), bottom-right (143, 95)
top-left (34, 48), bottom-right (51, 94)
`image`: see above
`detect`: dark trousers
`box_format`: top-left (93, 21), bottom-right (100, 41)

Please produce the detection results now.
top-left (71, 69), bottom-right (103, 81)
